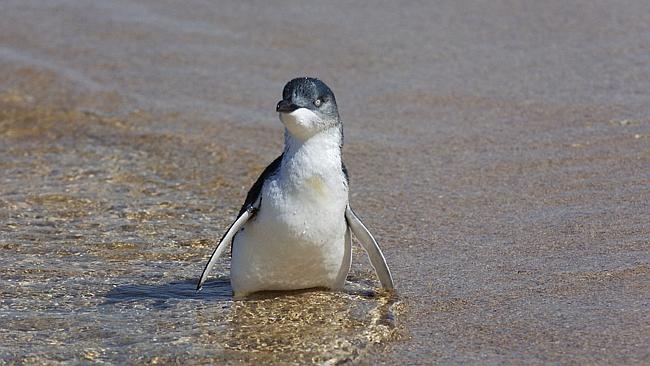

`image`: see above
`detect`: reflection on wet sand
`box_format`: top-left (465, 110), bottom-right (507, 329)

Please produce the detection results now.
top-left (217, 288), bottom-right (398, 364)
top-left (104, 279), bottom-right (401, 364)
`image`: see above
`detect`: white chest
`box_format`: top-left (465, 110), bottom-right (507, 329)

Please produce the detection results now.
top-left (230, 129), bottom-right (350, 296)
top-left (263, 165), bottom-right (347, 234)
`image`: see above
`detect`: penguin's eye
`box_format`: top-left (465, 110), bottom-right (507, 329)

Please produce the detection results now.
top-left (314, 99), bottom-right (322, 107)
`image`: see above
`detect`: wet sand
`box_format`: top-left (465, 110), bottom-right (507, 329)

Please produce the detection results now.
top-left (1, 0), bottom-right (649, 364)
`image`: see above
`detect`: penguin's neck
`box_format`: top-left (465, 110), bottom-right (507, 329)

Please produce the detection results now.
top-left (280, 127), bottom-right (344, 185)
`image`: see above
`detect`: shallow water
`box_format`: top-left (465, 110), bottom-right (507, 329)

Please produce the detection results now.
top-left (0, 95), bottom-right (402, 364)
top-left (1, 0), bottom-right (649, 364)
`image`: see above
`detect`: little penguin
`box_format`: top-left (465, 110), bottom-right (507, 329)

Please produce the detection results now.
top-left (197, 77), bottom-right (394, 298)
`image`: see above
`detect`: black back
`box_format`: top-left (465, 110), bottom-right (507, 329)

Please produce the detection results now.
top-left (237, 154), bottom-right (283, 217)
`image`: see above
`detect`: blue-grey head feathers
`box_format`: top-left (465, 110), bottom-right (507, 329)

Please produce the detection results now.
top-left (278, 77), bottom-right (340, 123)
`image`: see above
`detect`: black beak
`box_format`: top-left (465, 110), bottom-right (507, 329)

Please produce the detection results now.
top-left (276, 100), bottom-right (299, 113)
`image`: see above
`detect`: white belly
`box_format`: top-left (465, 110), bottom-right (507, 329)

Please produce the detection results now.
top-left (230, 174), bottom-right (349, 297)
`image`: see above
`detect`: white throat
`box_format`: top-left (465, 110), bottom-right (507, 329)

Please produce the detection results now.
top-left (279, 108), bottom-right (334, 141)
top-left (281, 126), bottom-right (344, 185)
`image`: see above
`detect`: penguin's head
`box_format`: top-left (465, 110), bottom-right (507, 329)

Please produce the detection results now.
top-left (276, 77), bottom-right (340, 141)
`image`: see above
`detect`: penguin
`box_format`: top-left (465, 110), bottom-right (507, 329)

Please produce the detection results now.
top-left (197, 77), bottom-right (394, 298)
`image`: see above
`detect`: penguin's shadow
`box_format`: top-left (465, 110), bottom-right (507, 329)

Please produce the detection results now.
top-left (103, 278), bottom-right (232, 307)
top-left (103, 277), bottom-right (385, 308)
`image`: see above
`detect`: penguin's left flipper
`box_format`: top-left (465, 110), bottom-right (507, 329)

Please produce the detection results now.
top-left (345, 205), bottom-right (395, 290)
top-left (196, 205), bottom-right (257, 291)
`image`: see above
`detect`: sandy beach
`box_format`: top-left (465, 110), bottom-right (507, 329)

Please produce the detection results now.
top-left (1, 1), bottom-right (648, 364)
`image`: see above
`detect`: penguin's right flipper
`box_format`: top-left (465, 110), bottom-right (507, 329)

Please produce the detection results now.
top-left (345, 205), bottom-right (395, 290)
top-left (196, 155), bottom-right (283, 292)
top-left (196, 206), bottom-right (256, 291)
